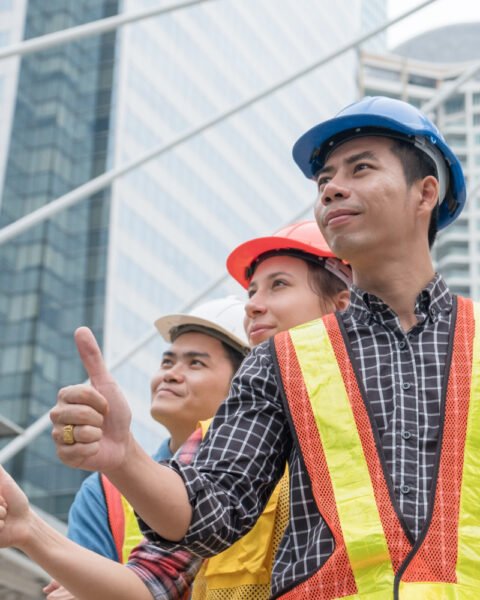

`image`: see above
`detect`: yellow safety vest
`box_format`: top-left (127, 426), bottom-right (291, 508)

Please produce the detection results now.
top-left (191, 419), bottom-right (290, 600)
top-left (273, 296), bottom-right (480, 599)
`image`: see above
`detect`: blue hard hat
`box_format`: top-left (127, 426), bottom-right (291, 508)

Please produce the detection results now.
top-left (292, 96), bottom-right (466, 229)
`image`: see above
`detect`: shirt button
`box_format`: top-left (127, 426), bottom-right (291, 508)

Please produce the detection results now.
top-left (402, 382), bottom-right (411, 390)
top-left (398, 340), bottom-right (406, 350)
top-left (400, 484), bottom-right (410, 494)
top-left (401, 430), bottom-right (412, 440)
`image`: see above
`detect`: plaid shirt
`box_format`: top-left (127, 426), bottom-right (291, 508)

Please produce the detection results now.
top-left (127, 429), bottom-right (204, 599)
top-left (138, 274), bottom-right (453, 597)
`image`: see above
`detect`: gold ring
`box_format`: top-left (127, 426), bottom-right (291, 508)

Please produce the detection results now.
top-left (63, 424), bottom-right (76, 445)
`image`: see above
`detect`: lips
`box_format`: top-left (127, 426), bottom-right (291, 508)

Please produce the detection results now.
top-left (155, 387), bottom-right (182, 397)
top-left (249, 324), bottom-right (275, 336)
top-left (248, 324), bottom-right (276, 344)
top-left (324, 208), bottom-right (359, 227)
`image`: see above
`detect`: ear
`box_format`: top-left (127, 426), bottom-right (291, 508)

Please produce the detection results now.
top-left (418, 175), bottom-right (439, 216)
top-left (333, 289), bottom-right (350, 312)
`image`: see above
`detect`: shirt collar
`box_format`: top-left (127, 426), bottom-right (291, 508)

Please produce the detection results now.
top-left (153, 437), bottom-right (174, 461)
top-left (346, 273), bottom-right (452, 325)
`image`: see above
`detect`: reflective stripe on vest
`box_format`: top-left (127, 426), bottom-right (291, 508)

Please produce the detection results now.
top-left (274, 296), bottom-right (480, 599)
top-left (100, 474), bottom-right (143, 564)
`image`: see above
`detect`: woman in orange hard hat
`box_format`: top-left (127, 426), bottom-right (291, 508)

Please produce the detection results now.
top-left (188, 220), bottom-right (351, 600)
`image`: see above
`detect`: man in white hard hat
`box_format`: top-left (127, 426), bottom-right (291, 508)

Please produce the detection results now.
top-left (45, 297), bottom-right (248, 598)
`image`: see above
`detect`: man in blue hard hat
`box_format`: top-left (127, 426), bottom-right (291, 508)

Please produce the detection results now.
top-left (4, 96), bottom-right (479, 598)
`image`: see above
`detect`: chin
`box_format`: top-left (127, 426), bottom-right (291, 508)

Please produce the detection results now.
top-left (331, 232), bottom-right (368, 262)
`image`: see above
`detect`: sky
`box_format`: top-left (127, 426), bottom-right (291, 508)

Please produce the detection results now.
top-left (387, 0), bottom-right (480, 48)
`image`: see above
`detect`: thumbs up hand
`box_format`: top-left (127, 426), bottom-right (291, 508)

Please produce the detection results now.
top-left (50, 327), bottom-right (133, 473)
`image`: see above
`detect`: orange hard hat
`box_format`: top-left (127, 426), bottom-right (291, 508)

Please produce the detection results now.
top-left (227, 220), bottom-right (351, 289)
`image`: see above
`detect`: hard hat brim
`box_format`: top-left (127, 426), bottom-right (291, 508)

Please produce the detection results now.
top-left (155, 313), bottom-right (249, 355)
top-left (227, 234), bottom-right (335, 289)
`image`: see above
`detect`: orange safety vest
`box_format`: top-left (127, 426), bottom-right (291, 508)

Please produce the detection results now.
top-left (100, 474), bottom-right (142, 564)
top-left (273, 296), bottom-right (480, 599)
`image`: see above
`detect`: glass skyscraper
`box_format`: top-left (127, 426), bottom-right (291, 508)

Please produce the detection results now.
top-left (0, 0), bottom-right (118, 520)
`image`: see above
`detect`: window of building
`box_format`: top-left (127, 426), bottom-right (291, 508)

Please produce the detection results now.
top-left (474, 113), bottom-right (480, 126)
top-left (0, 30), bottom-right (10, 47)
top-left (408, 73), bottom-right (437, 88)
top-left (473, 92), bottom-right (480, 105)
top-left (445, 95), bottom-right (465, 114)
top-left (364, 65), bottom-right (400, 82)
top-left (445, 133), bottom-right (466, 147)
top-left (445, 115), bottom-right (466, 126)
top-left (446, 266), bottom-right (470, 278)
top-left (364, 88), bottom-right (400, 100)
top-left (436, 243), bottom-right (468, 260)
top-left (407, 96), bottom-right (422, 108)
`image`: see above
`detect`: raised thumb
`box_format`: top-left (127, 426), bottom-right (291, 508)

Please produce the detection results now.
top-left (74, 327), bottom-right (113, 388)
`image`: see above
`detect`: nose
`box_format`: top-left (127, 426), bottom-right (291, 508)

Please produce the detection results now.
top-left (163, 363), bottom-right (185, 383)
top-left (319, 177), bottom-right (351, 206)
top-left (245, 294), bottom-right (267, 319)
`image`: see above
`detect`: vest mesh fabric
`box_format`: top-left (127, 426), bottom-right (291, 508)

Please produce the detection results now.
top-left (402, 296), bottom-right (472, 582)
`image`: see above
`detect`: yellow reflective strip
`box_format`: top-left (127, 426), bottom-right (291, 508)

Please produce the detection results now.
top-left (120, 495), bottom-right (142, 563)
top-left (290, 320), bottom-right (394, 595)
top-left (399, 581), bottom-right (477, 599)
top-left (456, 303), bottom-right (480, 587)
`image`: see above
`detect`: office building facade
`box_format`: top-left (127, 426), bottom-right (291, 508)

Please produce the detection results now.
top-left (0, 0), bottom-right (386, 530)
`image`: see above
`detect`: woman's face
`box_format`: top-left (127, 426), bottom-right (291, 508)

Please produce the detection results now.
top-left (244, 255), bottom-right (338, 346)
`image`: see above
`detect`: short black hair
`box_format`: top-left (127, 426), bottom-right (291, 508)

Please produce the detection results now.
top-left (221, 341), bottom-right (245, 374)
top-left (389, 139), bottom-right (439, 248)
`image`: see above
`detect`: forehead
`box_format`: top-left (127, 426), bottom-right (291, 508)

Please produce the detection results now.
top-left (324, 135), bottom-right (393, 166)
top-left (250, 254), bottom-right (309, 282)
top-left (168, 331), bottom-right (224, 355)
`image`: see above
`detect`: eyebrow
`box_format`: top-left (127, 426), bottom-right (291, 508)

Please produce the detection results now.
top-left (317, 150), bottom-right (378, 177)
top-left (248, 271), bottom-right (292, 290)
top-left (162, 351), bottom-right (211, 360)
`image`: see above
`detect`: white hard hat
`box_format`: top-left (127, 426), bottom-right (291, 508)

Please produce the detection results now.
top-left (155, 296), bottom-right (250, 356)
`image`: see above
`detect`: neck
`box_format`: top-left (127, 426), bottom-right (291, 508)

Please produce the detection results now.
top-left (352, 250), bottom-right (435, 332)
top-left (168, 427), bottom-right (193, 454)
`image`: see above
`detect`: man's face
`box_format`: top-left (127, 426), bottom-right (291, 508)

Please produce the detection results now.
top-left (150, 332), bottom-right (234, 433)
top-left (314, 136), bottom-right (418, 265)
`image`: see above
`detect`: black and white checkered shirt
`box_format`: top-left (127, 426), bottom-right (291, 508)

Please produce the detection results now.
top-left (144, 274), bottom-right (453, 596)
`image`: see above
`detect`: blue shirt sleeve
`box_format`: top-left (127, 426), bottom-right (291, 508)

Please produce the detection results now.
top-left (67, 472), bottom-right (119, 562)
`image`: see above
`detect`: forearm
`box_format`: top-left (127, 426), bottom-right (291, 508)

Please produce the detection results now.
top-left (105, 437), bottom-right (192, 541)
top-left (19, 511), bottom-right (153, 600)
